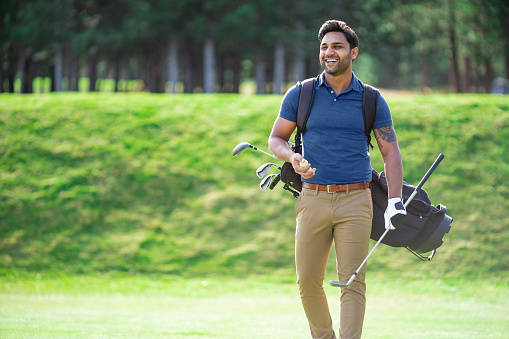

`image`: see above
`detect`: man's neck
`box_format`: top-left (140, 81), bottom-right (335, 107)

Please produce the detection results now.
top-left (324, 71), bottom-right (353, 94)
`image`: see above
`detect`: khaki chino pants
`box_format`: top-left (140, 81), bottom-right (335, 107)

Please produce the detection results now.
top-left (295, 187), bottom-right (373, 339)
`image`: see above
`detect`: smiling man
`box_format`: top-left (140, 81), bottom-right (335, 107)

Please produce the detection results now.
top-left (268, 20), bottom-right (405, 339)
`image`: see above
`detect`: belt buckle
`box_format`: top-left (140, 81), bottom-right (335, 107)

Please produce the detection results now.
top-left (327, 184), bottom-right (335, 193)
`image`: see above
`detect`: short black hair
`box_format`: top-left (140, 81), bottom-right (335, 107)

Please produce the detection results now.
top-left (318, 20), bottom-right (359, 49)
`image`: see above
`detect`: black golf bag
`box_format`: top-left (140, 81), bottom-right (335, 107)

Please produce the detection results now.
top-left (370, 169), bottom-right (453, 260)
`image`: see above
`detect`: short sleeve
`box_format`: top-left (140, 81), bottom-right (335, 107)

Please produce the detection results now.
top-left (278, 83), bottom-right (301, 122)
top-left (373, 93), bottom-right (393, 129)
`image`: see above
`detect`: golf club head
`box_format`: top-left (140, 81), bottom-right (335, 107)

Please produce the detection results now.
top-left (260, 174), bottom-right (277, 191)
top-left (256, 163), bottom-right (275, 178)
top-left (268, 173), bottom-right (280, 190)
top-left (329, 280), bottom-right (349, 287)
top-left (232, 142), bottom-right (251, 156)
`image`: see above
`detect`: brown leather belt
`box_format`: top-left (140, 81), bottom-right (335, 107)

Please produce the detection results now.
top-left (302, 182), bottom-right (370, 193)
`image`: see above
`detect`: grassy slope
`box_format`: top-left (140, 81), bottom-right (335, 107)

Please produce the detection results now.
top-left (0, 93), bottom-right (508, 280)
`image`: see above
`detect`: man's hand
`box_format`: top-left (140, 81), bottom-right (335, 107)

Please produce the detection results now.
top-left (384, 197), bottom-right (406, 230)
top-left (292, 154), bottom-right (315, 179)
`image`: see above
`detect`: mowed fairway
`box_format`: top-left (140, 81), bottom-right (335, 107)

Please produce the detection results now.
top-left (1, 274), bottom-right (508, 338)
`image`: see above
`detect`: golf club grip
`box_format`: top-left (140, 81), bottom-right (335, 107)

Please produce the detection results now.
top-left (414, 153), bottom-right (444, 191)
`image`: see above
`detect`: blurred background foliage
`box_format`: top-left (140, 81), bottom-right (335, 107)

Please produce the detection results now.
top-left (1, 0), bottom-right (508, 94)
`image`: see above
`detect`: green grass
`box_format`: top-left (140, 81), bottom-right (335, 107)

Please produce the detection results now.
top-left (0, 92), bottom-right (508, 279)
top-left (1, 272), bottom-right (508, 338)
top-left (1, 92), bottom-right (508, 337)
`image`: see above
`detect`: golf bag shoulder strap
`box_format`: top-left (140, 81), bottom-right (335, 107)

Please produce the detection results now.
top-left (296, 77), bottom-right (379, 149)
top-left (296, 77), bottom-right (317, 134)
top-left (280, 77), bottom-right (317, 195)
top-left (362, 83), bottom-right (379, 149)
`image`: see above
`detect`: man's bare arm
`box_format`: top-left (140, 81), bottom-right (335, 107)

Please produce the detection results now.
top-left (374, 125), bottom-right (403, 198)
top-left (268, 117), bottom-right (315, 178)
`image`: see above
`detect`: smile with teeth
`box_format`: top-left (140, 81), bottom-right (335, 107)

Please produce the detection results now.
top-left (325, 58), bottom-right (338, 64)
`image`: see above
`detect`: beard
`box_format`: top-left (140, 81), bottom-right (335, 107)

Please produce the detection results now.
top-left (320, 50), bottom-right (352, 76)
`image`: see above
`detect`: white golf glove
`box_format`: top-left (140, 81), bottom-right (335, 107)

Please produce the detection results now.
top-left (384, 197), bottom-right (407, 230)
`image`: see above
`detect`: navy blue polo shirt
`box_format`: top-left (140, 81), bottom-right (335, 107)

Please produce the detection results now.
top-left (278, 72), bottom-right (393, 185)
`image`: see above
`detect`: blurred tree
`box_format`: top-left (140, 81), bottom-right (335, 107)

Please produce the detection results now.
top-left (271, 0), bottom-right (288, 94)
top-left (482, 0), bottom-right (509, 88)
top-left (96, 0), bottom-right (151, 92)
top-left (0, 0), bottom-right (507, 94)
top-left (447, 0), bottom-right (462, 92)
top-left (153, 0), bottom-right (181, 93)
top-left (251, 0), bottom-right (278, 94)
top-left (2, 0), bottom-right (63, 93)
top-left (211, 2), bottom-right (256, 93)
top-left (501, 2), bottom-right (509, 79)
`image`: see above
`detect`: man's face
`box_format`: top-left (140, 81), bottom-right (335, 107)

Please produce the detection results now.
top-left (319, 31), bottom-right (358, 76)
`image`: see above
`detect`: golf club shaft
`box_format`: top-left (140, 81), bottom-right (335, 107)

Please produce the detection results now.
top-left (415, 153), bottom-right (444, 191)
top-left (249, 145), bottom-right (281, 161)
top-left (330, 153), bottom-right (445, 288)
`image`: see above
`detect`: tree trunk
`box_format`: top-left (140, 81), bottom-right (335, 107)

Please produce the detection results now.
top-left (421, 53), bottom-right (429, 91)
top-left (18, 43), bottom-right (26, 93)
top-left (217, 53), bottom-right (225, 93)
top-left (183, 55), bottom-right (193, 93)
top-left (69, 50), bottom-right (79, 91)
top-left (50, 64), bottom-right (55, 92)
top-left (500, 3), bottom-right (509, 79)
top-left (26, 55), bottom-right (35, 94)
top-left (182, 38), bottom-right (194, 93)
top-left (463, 55), bottom-right (471, 93)
top-left (62, 46), bottom-right (69, 91)
top-left (203, 37), bottom-right (215, 93)
top-left (255, 54), bottom-right (266, 94)
top-left (156, 47), bottom-right (165, 93)
top-left (4, 41), bottom-right (15, 92)
top-left (159, 47), bottom-right (167, 93)
top-left (146, 52), bottom-right (156, 93)
top-left (273, 41), bottom-right (285, 94)
top-left (54, 43), bottom-right (63, 92)
top-left (505, 52), bottom-right (509, 81)
top-left (193, 43), bottom-right (203, 92)
top-left (294, 57), bottom-right (306, 82)
top-left (113, 53), bottom-right (121, 92)
top-left (0, 53), bottom-right (3, 93)
top-left (485, 57), bottom-right (493, 93)
top-left (144, 47), bottom-right (163, 93)
top-left (294, 21), bottom-right (306, 82)
top-left (447, 0), bottom-right (462, 93)
top-left (8, 69), bottom-right (14, 92)
top-left (167, 39), bottom-right (179, 93)
top-left (232, 57), bottom-right (240, 93)
top-left (88, 50), bottom-right (97, 92)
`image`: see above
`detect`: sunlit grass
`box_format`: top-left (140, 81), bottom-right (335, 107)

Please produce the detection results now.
top-left (0, 93), bottom-right (508, 279)
top-left (0, 272), bottom-right (507, 338)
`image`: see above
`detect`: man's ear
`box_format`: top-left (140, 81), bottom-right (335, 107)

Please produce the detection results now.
top-left (351, 47), bottom-right (359, 60)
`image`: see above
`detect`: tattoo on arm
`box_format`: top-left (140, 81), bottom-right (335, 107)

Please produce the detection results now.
top-left (375, 126), bottom-right (397, 155)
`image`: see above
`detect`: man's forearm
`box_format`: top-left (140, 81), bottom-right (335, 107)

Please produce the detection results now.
top-left (268, 117), bottom-right (314, 178)
top-left (268, 136), bottom-right (295, 163)
top-left (384, 150), bottom-right (404, 199)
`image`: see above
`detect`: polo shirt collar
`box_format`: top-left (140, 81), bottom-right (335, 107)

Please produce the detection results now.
top-left (316, 71), bottom-right (364, 93)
